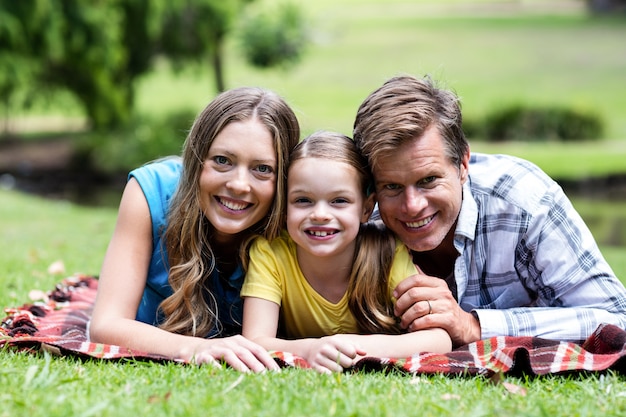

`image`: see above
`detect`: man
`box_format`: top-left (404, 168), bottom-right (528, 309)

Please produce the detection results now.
top-left (353, 74), bottom-right (626, 347)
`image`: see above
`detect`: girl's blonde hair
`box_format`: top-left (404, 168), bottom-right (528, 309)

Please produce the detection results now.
top-left (290, 131), bottom-right (401, 334)
top-left (160, 87), bottom-right (300, 337)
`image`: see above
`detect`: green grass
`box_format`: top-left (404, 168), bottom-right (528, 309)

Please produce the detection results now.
top-left (2, 352), bottom-right (626, 417)
top-left (471, 140), bottom-right (626, 179)
top-left (3, 351), bottom-right (626, 417)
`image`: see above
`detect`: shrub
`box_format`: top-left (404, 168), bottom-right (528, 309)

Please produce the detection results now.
top-left (238, 2), bottom-right (308, 68)
top-left (483, 105), bottom-right (604, 142)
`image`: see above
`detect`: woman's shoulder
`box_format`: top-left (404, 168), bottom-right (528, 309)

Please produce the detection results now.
top-left (129, 157), bottom-right (182, 184)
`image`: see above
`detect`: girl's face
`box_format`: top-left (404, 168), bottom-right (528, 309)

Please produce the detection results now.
top-left (199, 118), bottom-right (277, 244)
top-left (287, 157), bottom-right (374, 260)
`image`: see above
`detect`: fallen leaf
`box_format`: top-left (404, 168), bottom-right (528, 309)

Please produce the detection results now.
top-left (47, 260), bottom-right (66, 275)
top-left (502, 382), bottom-right (527, 396)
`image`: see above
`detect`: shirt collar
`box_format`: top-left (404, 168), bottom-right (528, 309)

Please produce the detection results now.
top-left (455, 180), bottom-right (477, 244)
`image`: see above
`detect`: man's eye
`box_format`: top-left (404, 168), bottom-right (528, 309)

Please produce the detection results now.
top-left (384, 184), bottom-right (401, 191)
top-left (420, 176), bottom-right (436, 185)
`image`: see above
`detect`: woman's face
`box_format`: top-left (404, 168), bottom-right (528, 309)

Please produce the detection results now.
top-left (199, 118), bottom-right (277, 243)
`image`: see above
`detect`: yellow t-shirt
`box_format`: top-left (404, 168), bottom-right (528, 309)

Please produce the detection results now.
top-left (241, 231), bottom-right (418, 338)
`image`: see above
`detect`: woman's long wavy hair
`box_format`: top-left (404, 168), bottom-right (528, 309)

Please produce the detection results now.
top-left (159, 87), bottom-right (300, 337)
top-left (290, 132), bottom-right (401, 334)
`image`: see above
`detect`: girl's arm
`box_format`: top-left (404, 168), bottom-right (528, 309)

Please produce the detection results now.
top-left (328, 329), bottom-right (452, 358)
top-left (243, 297), bottom-right (452, 373)
top-left (243, 296), bottom-right (367, 373)
top-left (90, 179), bottom-right (278, 372)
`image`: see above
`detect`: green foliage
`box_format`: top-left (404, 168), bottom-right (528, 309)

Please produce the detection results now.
top-left (159, 0), bottom-right (247, 91)
top-left (480, 105), bottom-right (604, 142)
top-left (238, 1), bottom-right (309, 68)
top-left (0, 0), bottom-right (256, 129)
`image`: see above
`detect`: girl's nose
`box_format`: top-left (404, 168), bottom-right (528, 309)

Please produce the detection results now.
top-left (310, 202), bottom-right (331, 221)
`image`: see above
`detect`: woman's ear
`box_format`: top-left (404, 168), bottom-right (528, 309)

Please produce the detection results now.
top-left (361, 193), bottom-right (376, 222)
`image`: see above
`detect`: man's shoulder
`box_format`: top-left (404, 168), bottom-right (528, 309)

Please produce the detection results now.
top-left (468, 153), bottom-right (558, 209)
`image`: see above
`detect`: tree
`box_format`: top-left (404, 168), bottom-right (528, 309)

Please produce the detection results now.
top-left (0, 0), bottom-right (307, 129)
top-left (238, 2), bottom-right (308, 69)
top-left (159, 0), bottom-right (248, 93)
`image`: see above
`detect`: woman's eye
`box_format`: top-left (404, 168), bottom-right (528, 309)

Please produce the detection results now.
top-left (256, 164), bottom-right (274, 174)
top-left (214, 155), bottom-right (229, 165)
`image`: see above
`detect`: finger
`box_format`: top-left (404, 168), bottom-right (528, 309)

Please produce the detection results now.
top-left (217, 350), bottom-right (252, 373)
top-left (393, 273), bottom-right (443, 298)
top-left (392, 273), bottom-right (421, 299)
top-left (193, 352), bottom-right (222, 368)
top-left (319, 355), bottom-right (347, 373)
top-left (247, 346), bottom-right (281, 371)
top-left (398, 299), bottom-right (435, 329)
top-left (229, 336), bottom-right (281, 372)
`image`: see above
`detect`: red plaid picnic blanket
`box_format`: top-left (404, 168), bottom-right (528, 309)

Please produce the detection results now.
top-left (3, 274), bottom-right (626, 376)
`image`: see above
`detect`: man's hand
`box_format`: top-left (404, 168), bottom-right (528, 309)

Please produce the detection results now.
top-left (393, 273), bottom-right (481, 347)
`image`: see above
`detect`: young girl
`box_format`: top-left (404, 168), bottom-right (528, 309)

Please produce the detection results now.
top-left (241, 131), bottom-right (452, 374)
top-left (90, 87), bottom-right (300, 372)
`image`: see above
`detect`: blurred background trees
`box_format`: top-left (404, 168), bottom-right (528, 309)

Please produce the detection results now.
top-left (0, 0), bottom-right (308, 130)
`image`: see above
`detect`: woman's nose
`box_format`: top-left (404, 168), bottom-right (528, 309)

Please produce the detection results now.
top-left (226, 167), bottom-right (252, 194)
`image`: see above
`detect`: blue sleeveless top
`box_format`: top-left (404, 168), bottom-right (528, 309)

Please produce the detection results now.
top-left (129, 158), bottom-right (245, 337)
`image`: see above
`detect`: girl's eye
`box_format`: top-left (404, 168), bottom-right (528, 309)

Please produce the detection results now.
top-left (332, 198), bottom-right (349, 205)
top-left (293, 197), bottom-right (311, 204)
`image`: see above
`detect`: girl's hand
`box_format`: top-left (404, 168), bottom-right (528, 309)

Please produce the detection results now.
top-left (304, 335), bottom-right (367, 374)
top-left (182, 335), bottom-right (280, 373)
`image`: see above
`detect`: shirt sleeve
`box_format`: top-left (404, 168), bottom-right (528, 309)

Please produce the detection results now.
top-left (241, 237), bottom-right (284, 305)
top-left (388, 239), bottom-right (419, 300)
top-left (474, 182), bottom-right (626, 342)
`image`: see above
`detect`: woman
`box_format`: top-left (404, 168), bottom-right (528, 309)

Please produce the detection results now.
top-left (90, 87), bottom-right (300, 372)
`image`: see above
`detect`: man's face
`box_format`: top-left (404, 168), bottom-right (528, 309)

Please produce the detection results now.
top-left (372, 126), bottom-right (469, 253)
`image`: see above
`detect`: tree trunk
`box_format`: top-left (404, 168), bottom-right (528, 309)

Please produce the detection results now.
top-left (212, 34), bottom-right (225, 93)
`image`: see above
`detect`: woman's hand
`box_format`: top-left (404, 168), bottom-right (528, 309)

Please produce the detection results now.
top-left (181, 335), bottom-right (281, 373)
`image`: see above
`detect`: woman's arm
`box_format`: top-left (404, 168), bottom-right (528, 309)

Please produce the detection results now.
top-left (90, 179), bottom-right (278, 372)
